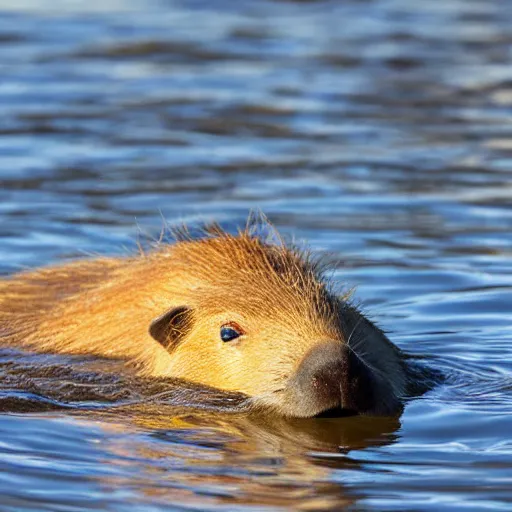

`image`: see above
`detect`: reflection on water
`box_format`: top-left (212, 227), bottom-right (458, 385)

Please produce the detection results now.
top-left (1, 0), bottom-right (512, 510)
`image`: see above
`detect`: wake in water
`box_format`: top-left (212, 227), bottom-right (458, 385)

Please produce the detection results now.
top-left (0, 348), bottom-right (251, 414)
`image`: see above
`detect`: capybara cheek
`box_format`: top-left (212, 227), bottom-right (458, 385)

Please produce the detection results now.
top-left (164, 346), bottom-right (241, 391)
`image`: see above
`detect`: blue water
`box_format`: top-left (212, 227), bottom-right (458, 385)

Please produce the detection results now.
top-left (0, 0), bottom-right (511, 510)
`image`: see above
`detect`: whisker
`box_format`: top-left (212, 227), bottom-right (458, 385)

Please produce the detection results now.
top-left (345, 318), bottom-right (387, 379)
top-left (346, 316), bottom-right (365, 349)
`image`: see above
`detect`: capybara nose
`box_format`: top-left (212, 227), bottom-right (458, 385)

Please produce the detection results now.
top-left (294, 342), bottom-right (344, 409)
top-left (292, 341), bottom-right (388, 416)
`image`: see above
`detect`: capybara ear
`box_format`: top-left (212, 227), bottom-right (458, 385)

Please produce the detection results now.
top-left (149, 306), bottom-right (193, 351)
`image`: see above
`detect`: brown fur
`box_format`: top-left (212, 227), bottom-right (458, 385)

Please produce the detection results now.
top-left (0, 220), bottom-right (407, 417)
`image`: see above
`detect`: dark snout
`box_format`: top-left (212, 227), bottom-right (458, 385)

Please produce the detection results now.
top-left (284, 341), bottom-right (402, 417)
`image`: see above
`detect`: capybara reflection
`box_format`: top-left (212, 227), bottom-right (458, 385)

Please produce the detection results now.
top-left (0, 219), bottom-right (408, 417)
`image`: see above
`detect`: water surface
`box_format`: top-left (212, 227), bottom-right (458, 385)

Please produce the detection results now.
top-left (0, 0), bottom-right (511, 510)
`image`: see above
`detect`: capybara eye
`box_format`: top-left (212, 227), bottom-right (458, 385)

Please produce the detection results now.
top-left (220, 324), bottom-right (243, 342)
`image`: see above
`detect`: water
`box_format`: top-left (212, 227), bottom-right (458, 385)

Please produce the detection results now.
top-left (0, 0), bottom-right (511, 510)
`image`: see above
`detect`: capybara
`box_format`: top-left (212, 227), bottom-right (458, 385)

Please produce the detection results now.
top-left (0, 219), bottom-right (408, 417)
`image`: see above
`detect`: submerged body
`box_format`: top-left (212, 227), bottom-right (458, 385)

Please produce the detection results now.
top-left (0, 222), bottom-right (408, 417)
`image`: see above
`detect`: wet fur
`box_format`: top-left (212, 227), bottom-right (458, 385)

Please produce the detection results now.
top-left (0, 216), bottom-right (408, 416)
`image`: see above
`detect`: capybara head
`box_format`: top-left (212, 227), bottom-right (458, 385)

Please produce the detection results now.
top-left (147, 222), bottom-right (407, 418)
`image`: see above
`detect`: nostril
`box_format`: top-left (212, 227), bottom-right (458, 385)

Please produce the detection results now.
top-left (287, 342), bottom-right (345, 410)
top-left (306, 359), bottom-right (345, 405)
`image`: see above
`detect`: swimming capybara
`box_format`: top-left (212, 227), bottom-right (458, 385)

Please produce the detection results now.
top-left (0, 219), bottom-right (408, 417)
